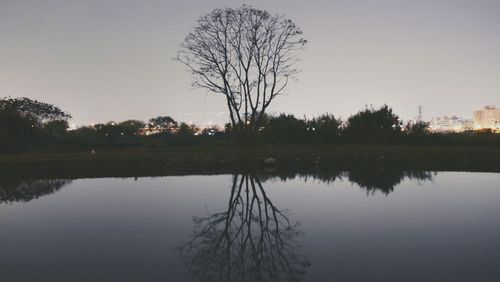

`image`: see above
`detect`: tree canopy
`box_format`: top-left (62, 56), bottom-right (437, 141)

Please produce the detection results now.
top-left (0, 97), bottom-right (71, 126)
top-left (0, 97), bottom-right (72, 150)
top-left (148, 116), bottom-right (177, 129)
top-left (343, 105), bottom-right (402, 143)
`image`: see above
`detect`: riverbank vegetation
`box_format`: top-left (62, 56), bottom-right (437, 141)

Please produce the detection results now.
top-left (2, 97), bottom-right (500, 154)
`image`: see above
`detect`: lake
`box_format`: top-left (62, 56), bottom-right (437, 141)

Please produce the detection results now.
top-left (1, 170), bottom-right (500, 281)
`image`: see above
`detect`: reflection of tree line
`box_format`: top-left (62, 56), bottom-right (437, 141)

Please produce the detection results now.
top-left (181, 170), bottom-right (435, 281)
top-left (260, 168), bottom-right (435, 195)
top-left (0, 179), bottom-right (71, 203)
top-left (0, 169), bottom-right (434, 203)
top-left (347, 169), bottom-right (434, 195)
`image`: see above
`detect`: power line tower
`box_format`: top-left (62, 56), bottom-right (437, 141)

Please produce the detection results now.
top-left (417, 105), bottom-right (423, 122)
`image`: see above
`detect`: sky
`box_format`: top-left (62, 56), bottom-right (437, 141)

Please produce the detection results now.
top-left (1, 0), bottom-right (499, 127)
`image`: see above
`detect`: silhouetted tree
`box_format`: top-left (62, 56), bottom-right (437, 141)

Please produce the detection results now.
top-left (260, 113), bottom-right (307, 143)
top-left (180, 174), bottom-right (309, 281)
top-left (343, 105), bottom-right (402, 143)
top-left (65, 126), bottom-right (100, 147)
top-left (82, 120), bottom-right (146, 148)
top-left (0, 97), bottom-right (71, 150)
top-left (0, 97), bottom-right (71, 125)
top-left (404, 121), bottom-right (430, 136)
top-left (117, 120), bottom-right (145, 135)
top-left (42, 120), bottom-right (70, 136)
top-left (402, 121), bottom-right (431, 144)
top-left (148, 116), bottom-right (177, 131)
top-left (306, 114), bottom-right (342, 143)
top-left (175, 122), bottom-right (198, 143)
top-left (94, 120), bottom-right (145, 137)
top-left (178, 6), bottom-right (307, 143)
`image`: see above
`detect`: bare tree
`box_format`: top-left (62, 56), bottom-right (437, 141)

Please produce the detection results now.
top-left (177, 6), bottom-right (307, 142)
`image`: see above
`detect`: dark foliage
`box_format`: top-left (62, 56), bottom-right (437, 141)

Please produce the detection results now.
top-left (0, 97), bottom-right (71, 151)
top-left (2, 97), bottom-right (500, 152)
top-left (306, 114), bottom-right (342, 144)
top-left (343, 105), bottom-right (402, 144)
top-left (259, 114), bottom-right (308, 143)
top-left (0, 97), bottom-right (71, 125)
top-left (148, 116), bottom-right (177, 131)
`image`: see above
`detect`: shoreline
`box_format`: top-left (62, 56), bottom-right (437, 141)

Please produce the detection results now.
top-left (1, 145), bottom-right (500, 179)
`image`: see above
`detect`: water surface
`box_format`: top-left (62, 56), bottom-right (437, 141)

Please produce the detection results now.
top-left (1, 171), bottom-right (499, 281)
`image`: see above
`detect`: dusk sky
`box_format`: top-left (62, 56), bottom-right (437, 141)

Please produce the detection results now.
top-left (1, 0), bottom-right (499, 127)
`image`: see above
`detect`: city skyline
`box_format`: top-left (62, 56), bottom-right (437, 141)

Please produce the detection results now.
top-left (1, 0), bottom-right (499, 126)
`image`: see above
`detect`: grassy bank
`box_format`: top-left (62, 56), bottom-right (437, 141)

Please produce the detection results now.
top-left (1, 145), bottom-right (500, 179)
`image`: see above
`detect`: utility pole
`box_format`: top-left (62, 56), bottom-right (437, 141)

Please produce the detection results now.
top-left (417, 105), bottom-right (423, 123)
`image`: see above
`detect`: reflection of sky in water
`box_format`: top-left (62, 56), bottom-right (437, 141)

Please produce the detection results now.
top-left (1, 172), bottom-right (499, 281)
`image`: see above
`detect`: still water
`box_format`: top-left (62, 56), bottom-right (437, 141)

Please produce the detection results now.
top-left (1, 171), bottom-right (500, 282)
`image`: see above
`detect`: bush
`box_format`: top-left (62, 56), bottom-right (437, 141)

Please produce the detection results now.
top-left (259, 114), bottom-right (308, 144)
top-left (343, 105), bottom-right (402, 144)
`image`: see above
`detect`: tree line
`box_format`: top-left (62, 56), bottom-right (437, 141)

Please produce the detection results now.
top-left (1, 96), bottom-right (500, 152)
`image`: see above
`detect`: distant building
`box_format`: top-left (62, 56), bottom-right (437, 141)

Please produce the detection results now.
top-left (429, 116), bottom-right (473, 132)
top-left (473, 106), bottom-right (500, 130)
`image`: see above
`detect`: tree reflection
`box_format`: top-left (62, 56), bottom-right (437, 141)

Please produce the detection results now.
top-left (346, 168), bottom-right (434, 195)
top-left (260, 168), bottom-right (434, 195)
top-left (0, 179), bottom-right (72, 203)
top-left (180, 174), bottom-right (309, 282)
